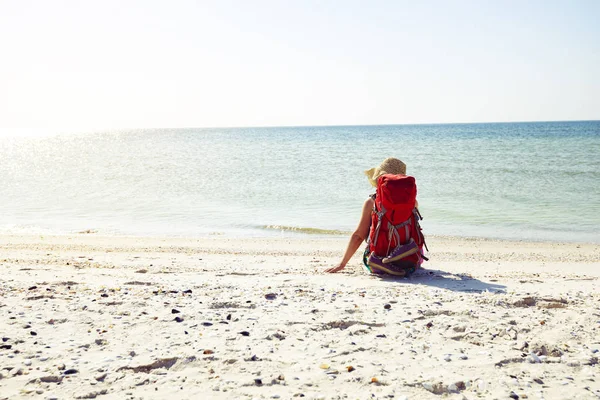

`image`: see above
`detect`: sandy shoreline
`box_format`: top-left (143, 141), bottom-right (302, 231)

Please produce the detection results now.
top-left (1, 234), bottom-right (599, 399)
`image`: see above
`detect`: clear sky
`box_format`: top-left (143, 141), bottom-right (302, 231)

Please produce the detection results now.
top-left (0, 0), bottom-right (598, 132)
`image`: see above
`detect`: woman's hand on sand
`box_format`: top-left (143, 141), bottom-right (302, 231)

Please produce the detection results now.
top-left (325, 264), bottom-right (345, 273)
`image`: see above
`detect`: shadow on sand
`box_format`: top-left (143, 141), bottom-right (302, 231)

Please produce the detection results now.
top-left (376, 267), bottom-right (507, 293)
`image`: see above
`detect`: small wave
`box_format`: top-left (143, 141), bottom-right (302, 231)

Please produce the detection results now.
top-left (261, 225), bottom-right (350, 235)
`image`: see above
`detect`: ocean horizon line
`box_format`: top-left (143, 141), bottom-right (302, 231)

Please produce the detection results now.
top-left (163, 118), bottom-right (600, 131)
top-left (1, 119), bottom-right (599, 137)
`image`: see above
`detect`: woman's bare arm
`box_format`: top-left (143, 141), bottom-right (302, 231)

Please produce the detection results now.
top-left (325, 198), bottom-right (373, 273)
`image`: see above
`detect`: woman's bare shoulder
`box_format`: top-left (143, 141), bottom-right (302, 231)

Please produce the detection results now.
top-left (363, 196), bottom-right (375, 213)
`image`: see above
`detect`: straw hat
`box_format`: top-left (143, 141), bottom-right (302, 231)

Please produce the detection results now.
top-left (364, 157), bottom-right (407, 187)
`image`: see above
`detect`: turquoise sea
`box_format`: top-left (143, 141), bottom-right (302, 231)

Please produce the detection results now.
top-left (1, 121), bottom-right (598, 242)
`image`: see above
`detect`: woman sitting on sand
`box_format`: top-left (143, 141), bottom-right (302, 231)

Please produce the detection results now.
top-left (326, 157), bottom-right (423, 274)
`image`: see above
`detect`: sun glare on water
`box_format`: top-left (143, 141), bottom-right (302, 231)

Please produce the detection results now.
top-left (0, 128), bottom-right (112, 140)
top-left (0, 128), bottom-right (64, 139)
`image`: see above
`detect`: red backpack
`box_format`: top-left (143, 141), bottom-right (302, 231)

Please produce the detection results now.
top-left (365, 174), bottom-right (427, 270)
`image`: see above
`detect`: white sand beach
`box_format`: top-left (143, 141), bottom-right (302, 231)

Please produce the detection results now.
top-left (0, 234), bottom-right (599, 399)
